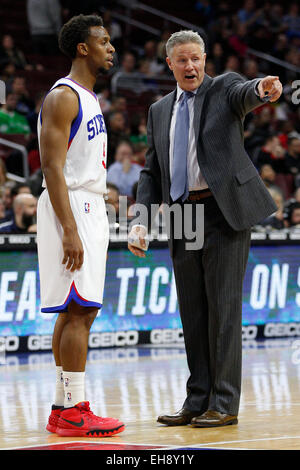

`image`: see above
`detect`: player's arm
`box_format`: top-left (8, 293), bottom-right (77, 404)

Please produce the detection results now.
top-left (39, 86), bottom-right (83, 272)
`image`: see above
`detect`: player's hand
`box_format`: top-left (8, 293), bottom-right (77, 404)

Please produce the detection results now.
top-left (62, 228), bottom-right (84, 272)
top-left (128, 225), bottom-right (147, 258)
top-left (258, 76), bottom-right (282, 103)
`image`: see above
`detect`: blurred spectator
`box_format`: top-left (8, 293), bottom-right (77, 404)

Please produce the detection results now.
top-left (106, 111), bottom-right (129, 167)
top-left (142, 40), bottom-right (165, 75)
top-left (129, 114), bottom-right (147, 145)
top-left (7, 76), bottom-right (35, 116)
top-left (243, 59), bottom-right (264, 80)
top-left (131, 142), bottom-right (147, 167)
top-left (0, 35), bottom-right (32, 71)
top-left (223, 55), bottom-right (241, 74)
top-left (0, 61), bottom-right (16, 85)
top-left (255, 134), bottom-right (286, 173)
top-left (136, 60), bottom-right (160, 93)
top-left (0, 193), bottom-right (37, 233)
top-left (237, 0), bottom-right (258, 25)
top-left (245, 105), bottom-right (275, 157)
top-left (107, 141), bottom-right (142, 197)
top-left (97, 86), bottom-right (111, 115)
top-left (2, 183), bottom-right (14, 220)
top-left (157, 30), bottom-right (171, 62)
top-left (102, 10), bottom-right (122, 52)
top-left (61, 0), bottom-right (107, 18)
top-left (27, 137), bottom-right (41, 174)
top-left (210, 42), bottom-right (225, 75)
top-left (111, 52), bottom-right (144, 95)
top-left (283, 3), bottom-right (300, 38)
top-left (283, 187), bottom-right (300, 221)
top-left (266, 3), bottom-right (286, 36)
top-left (11, 183), bottom-right (32, 198)
top-left (0, 93), bottom-right (31, 135)
top-left (259, 164), bottom-right (282, 191)
top-left (27, 0), bottom-right (61, 55)
top-left (205, 60), bottom-right (217, 77)
top-left (285, 201), bottom-right (300, 228)
top-left (27, 168), bottom-right (44, 197)
top-left (106, 96), bottom-right (129, 125)
top-left (0, 158), bottom-right (7, 189)
top-left (105, 182), bottom-right (120, 223)
top-left (0, 197), bottom-right (7, 223)
top-left (26, 91), bottom-right (45, 134)
top-left (259, 187), bottom-right (285, 230)
top-left (228, 23), bottom-right (249, 58)
top-left (284, 137), bottom-right (300, 186)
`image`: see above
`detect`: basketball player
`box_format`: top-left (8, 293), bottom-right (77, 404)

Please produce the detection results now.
top-left (37, 15), bottom-right (124, 437)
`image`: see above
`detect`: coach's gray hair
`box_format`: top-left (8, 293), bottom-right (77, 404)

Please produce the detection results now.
top-left (166, 30), bottom-right (205, 57)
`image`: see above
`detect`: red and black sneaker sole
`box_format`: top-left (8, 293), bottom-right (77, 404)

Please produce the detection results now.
top-left (56, 424), bottom-right (125, 437)
top-left (46, 423), bottom-right (58, 433)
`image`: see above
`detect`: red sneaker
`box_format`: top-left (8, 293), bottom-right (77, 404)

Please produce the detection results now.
top-left (46, 405), bottom-right (63, 433)
top-left (56, 401), bottom-right (125, 437)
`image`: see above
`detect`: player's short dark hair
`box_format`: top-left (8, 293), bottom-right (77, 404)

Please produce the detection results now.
top-left (58, 14), bottom-right (104, 59)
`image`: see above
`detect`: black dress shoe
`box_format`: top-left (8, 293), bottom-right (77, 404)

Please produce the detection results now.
top-left (191, 410), bottom-right (238, 427)
top-left (157, 408), bottom-right (203, 426)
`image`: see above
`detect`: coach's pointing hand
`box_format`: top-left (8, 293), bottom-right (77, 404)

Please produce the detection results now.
top-left (257, 76), bottom-right (282, 103)
top-left (62, 227), bottom-right (84, 272)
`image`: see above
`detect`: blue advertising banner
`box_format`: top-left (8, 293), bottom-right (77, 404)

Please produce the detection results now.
top-left (0, 245), bottom-right (300, 343)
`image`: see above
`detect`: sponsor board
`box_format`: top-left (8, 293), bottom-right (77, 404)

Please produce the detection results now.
top-left (2, 324), bottom-right (300, 353)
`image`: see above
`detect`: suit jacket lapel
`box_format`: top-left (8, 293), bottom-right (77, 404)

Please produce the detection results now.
top-left (161, 89), bottom-right (176, 189)
top-left (193, 74), bottom-right (212, 142)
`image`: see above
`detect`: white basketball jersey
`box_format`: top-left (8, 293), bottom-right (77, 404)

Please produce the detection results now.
top-left (37, 77), bottom-right (107, 195)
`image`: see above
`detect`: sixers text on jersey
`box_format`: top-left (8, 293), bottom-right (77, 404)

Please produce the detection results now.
top-left (87, 114), bottom-right (106, 141)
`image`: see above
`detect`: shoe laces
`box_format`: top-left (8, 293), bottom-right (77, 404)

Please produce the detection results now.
top-left (75, 401), bottom-right (115, 424)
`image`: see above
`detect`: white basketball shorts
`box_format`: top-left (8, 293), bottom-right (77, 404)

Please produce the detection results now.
top-left (37, 188), bottom-right (109, 313)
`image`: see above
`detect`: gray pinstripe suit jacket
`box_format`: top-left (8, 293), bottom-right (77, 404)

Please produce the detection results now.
top-left (135, 72), bottom-right (277, 243)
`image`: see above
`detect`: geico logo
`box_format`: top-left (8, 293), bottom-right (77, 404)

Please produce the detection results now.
top-left (88, 331), bottom-right (139, 348)
top-left (150, 328), bottom-right (184, 344)
top-left (88, 348), bottom-right (139, 362)
top-left (242, 325), bottom-right (258, 340)
top-left (27, 335), bottom-right (52, 350)
top-left (264, 323), bottom-right (300, 337)
top-left (0, 336), bottom-right (19, 352)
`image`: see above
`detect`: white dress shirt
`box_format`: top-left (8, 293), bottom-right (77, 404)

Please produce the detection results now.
top-left (169, 84), bottom-right (208, 191)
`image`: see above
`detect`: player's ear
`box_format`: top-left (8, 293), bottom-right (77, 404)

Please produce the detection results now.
top-left (77, 42), bottom-right (88, 57)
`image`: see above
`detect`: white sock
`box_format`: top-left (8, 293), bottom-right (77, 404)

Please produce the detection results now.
top-left (63, 371), bottom-right (85, 408)
top-left (54, 366), bottom-right (64, 407)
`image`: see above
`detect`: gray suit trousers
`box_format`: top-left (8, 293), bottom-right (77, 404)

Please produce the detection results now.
top-left (171, 195), bottom-right (251, 415)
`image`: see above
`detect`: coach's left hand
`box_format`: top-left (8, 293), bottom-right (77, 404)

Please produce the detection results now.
top-left (258, 76), bottom-right (283, 103)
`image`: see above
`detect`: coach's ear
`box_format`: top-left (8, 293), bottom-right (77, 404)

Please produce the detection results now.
top-left (166, 56), bottom-right (173, 72)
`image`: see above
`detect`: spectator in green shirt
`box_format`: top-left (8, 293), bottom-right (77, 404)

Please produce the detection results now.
top-left (0, 92), bottom-right (31, 135)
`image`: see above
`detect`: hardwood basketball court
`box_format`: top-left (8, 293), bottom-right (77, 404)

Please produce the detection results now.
top-left (1, 339), bottom-right (300, 451)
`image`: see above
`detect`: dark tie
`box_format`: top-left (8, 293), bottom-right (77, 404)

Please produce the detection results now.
top-left (170, 91), bottom-right (194, 202)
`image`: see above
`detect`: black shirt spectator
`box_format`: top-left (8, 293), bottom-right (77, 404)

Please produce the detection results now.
top-left (256, 135), bottom-right (287, 173)
top-left (284, 137), bottom-right (300, 176)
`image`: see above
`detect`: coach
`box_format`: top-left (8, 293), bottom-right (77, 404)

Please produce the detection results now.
top-left (128, 30), bottom-right (282, 427)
